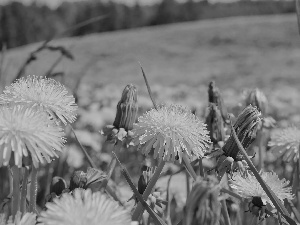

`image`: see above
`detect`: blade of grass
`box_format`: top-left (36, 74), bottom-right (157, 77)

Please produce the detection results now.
top-left (98, 158), bottom-right (116, 191)
top-left (139, 62), bottom-right (158, 110)
top-left (285, 199), bottom-right (300, 223)
top-left (70, 125), bottom-right (97, 168)
top-left (229, 118), bottom-right (298, 225)
top-left (112, 152), bottom-right (167, 225)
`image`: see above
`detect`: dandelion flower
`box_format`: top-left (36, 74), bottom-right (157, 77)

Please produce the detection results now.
top-left (0, 212), bottom-right (36, 225)
top-left (0, 105), bottom-right (65, 168)
top-left (38, 189), bottom-right (132, 225)
top-left (132, 104), bottom-right (211, 162)
top-left (0, 75), bottom-right (77, 125)
top-left (229, 171), bottom-right (294, 206)
top-left (268, 126), bottom-right (300, 162)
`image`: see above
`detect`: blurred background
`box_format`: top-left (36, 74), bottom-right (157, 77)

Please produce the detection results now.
top-left (1, 0), bottom-right (300, 224)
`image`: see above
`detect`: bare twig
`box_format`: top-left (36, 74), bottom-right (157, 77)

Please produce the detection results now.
top-left (14, 14), bottom-right (107, 81)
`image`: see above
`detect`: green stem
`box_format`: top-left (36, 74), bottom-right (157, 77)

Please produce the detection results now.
top-left (29, 167), bottom-right (38, 213)
top-left (11, 166), bottom-right (20, 218)
top-left (258, 129), bottom-right (264, 171)
top-left (221, 199), bottom-right (231, 225)
top-left (70, 125), bottom-right (97, 168)
top-left (182, 153), bottom-right (197, 181)
top-left (198, 158), bottom-right (204, 177)
top-left (132, 160), bottom-right (165, 221)
top-left (20, 166), bottom-right (30, 214)
top-left (185, 170), bottom-right (190, 199)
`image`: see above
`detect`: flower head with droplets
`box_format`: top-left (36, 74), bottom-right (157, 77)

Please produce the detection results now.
top-left (0, 212), bottom-right (36, 225)
top-left (268, 126), bottom-right (300, 162)
top-left (0, 75), bottom-right (77, 125)
top-left (38, 189), bottom-right (132, 225)
top-left (132, 104), bottom-right (211, 162)
top-left (229, 171), bottom-right (294, 207)
top-left (0, 105), bottom-right (65, 168)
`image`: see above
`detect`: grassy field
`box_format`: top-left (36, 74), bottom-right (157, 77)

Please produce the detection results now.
top-left (3, 14), bottom-right (300, 90)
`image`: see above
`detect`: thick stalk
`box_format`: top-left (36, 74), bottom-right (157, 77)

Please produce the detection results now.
top-left (20, 166), bottom-right (30, 214)
top-left (132, 160), bottom-right (165, 221)
top-left (11, 166), bottom-right (20, 218)
top-left (29, 167), bottom-right (38, 213)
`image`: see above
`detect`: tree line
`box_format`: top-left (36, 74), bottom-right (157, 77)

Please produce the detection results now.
top-left (0, 0), bottom-right (295, 49)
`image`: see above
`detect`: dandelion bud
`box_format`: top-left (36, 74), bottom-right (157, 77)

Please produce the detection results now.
top-left (208, 81), bottom-right (228, 122)
top-left (138, 166), bottom-right (154, 195)
top-left (113, 84), bottom-right (138, 131)
top-left (184, 176), bottom-right (221, 225)
top-left (205, 103), bottom-right (225, 144)
top-left (69, 171), bottom-right (87, 191)
top-left (244, 88), bottom-right (268, 115)
top-left (50, 176), bottom-right (68, 196)
top-left (223, 105), bottom-right (261, 161)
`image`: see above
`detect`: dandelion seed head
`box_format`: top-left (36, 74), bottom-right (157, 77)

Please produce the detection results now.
top-left (38, 189), bottom-right (132, 225)
top-left (132, 104), bottom-right (211, 162)
top-left (229, 171), bottom-right (294, 207)
top-left (0, 105), bottom-right (65, 168)
top-left (269, 126), bottom-right (300, 162)
top-left (0, 75), bottom-right (77, 125)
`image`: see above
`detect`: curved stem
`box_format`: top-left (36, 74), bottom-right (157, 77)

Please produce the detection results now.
top-left (29, 167), bottom-right (38, 213)
top-left (132, 160), bottom-right (165, 221)
top-left (11, 166), bottom-right (20, 218)
top-left (20, 166), bottom-right (30, 214)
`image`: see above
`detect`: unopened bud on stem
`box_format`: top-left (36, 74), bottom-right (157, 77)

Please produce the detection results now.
top-left (205, 103), bottom-right (225, 144)
top-left (113, 84), bottom-right (138, 131)
top-left (208, 81), bottom-right (228, 122)
top-left (244, 88), bottom-right (268, 115)
top-left (223, 105), bottom-right (261, 161)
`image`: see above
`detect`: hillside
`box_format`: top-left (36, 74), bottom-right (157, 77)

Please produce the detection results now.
top-left (3, 14), bottom-right (300, 91)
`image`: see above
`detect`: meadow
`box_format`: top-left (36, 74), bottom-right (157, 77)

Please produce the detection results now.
top-left (1, 13), bottom-right (300, 225)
